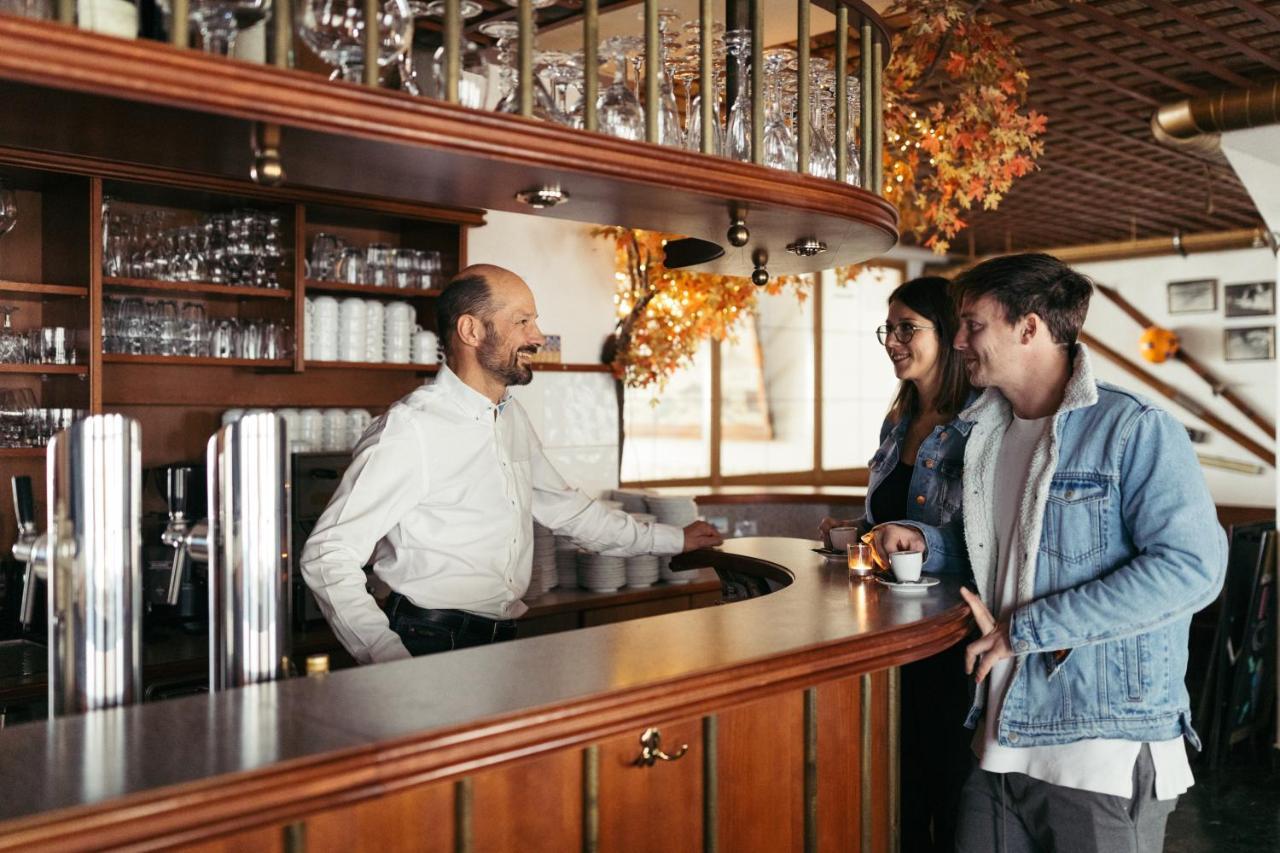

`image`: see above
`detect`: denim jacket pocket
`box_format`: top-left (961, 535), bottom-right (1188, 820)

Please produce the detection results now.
top-left (1038, 474), bottom-right (1108, 564)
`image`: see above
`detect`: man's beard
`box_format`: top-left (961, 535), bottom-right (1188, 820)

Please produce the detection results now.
top-left (478, 331), bottom-right (536, 386)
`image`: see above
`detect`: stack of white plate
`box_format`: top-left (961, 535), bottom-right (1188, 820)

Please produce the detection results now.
top-left (646, 494), bottom-right (699, 584)
top-left (577, 551), bottom-right (627, 593)
top-left (611, 489), bottom-right (651, 514)
top-left (625, 554), bottom-right (660, 588)
top-left (533, 522), bottom-right (558, 594)
top-left (523, 559), bottom-right (544, 603)
top-left (555, 545), bottom-right (579, 587)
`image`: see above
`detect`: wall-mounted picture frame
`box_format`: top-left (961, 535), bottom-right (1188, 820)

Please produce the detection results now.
top-left (1224, 326), bottom-right (1275, 362)
top-left (1167, 278), bottom-right (1218, 314)
top-left (1224, 281), bottom-right (1275, 318)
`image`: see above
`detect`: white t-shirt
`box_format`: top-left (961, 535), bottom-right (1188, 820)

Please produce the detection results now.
top-left (974, 415), bottom-right (1194, 800)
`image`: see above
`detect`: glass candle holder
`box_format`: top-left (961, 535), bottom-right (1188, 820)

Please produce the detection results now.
top-left (847, 542), bottom-right (874, 577)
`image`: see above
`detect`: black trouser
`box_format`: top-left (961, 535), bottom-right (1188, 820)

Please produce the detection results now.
top-left (386, 594), bottom-right (518, 657)
top-left (901, 639), bottom-right (975, 853)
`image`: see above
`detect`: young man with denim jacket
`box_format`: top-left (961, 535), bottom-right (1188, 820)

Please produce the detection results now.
top-left (872, 253), bottom-right (1228, 852)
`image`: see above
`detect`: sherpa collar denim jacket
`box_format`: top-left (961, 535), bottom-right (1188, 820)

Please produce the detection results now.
top-left (949, 343), bottom-right (1227, 750)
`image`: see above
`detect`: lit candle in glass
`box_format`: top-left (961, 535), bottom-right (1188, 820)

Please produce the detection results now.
top-left (847, 542), bottom-right (873, 576)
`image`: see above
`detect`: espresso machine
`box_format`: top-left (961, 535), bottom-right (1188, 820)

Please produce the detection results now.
top-left (11, 414), bottom-right (144, 717)
top-left (161, 411), bottom-right (292, 691)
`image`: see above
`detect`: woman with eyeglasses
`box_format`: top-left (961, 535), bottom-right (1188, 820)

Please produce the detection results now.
top-left (819, 275), bottom-right (973, 853)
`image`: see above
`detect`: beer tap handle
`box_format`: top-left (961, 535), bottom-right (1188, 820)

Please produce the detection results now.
top-left (11, 475), bottom-right (35, 537)
top-left (165, 546), bottom-right (187, 607)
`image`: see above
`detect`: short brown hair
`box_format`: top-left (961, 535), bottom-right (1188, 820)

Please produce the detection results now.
top-left (955, 253), bottom-right (1094, 345)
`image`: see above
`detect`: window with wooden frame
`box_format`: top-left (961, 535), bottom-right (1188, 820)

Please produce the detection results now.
top-left (620, 261), bottom-right (907, 487)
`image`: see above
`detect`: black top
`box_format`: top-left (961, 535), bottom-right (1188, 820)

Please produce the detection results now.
top-left (870, 461), bottom-right (914, 526)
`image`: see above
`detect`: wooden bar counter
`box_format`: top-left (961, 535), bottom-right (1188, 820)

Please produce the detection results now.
top-left (0, 538), bottom-right (972, 852)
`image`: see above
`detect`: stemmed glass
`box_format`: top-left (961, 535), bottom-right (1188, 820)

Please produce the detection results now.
top-left (723, 29), bottom-right (751, 161)
top-left (298, 0), bottom-right (414, 84)
top-left (189, 0), bottom-right (272, 56)
top-left (598, 35), bottom-right (645, 141)
top-left (762, 47), bottom-right (797, 171)
top-left (679, 20), bottom-right (725, 154)
top-left (422, 0), bottom-right (487, 107)
top-left (538, 51), bottom-right (584, 126)
top-left (807, 59), bottom-right (837, 179)
top-left (845, 75), bottom-right (863, 186)
top-left (0, 306), bottom-right (26, 364)
top-left (0, 180), bottom-right (16, 273)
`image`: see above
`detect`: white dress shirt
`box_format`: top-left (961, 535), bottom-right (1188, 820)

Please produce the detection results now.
top-left (976, 416), bottom-right (1193, 800)
top-left (300, 366), bottom-right (685, 664)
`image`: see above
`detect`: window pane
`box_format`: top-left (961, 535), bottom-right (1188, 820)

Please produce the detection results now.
top-left (822, 265), bottom-right (905, 471)
top-left (621, 342), bottom-right (712, 482)
top-left (720, 289), bottom-right (815, 476)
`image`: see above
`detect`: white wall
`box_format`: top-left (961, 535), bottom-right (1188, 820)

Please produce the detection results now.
top-left (466, 210), bottom-right (619, 364)
top-left (1078, 248), bottom-right (1277, 507)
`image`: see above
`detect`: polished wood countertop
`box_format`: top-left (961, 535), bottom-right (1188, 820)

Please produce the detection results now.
top-left (0, 538), bottom-right (971, 849)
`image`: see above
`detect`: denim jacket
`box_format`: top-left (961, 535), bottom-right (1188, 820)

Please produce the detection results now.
top-left (918, 344), bottom-right (1228, 749)
top-left (861, 408), bottom-right (970, 575)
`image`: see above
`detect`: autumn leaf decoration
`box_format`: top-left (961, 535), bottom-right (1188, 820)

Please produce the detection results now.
top-left (884, 0), bottom-right (1046, 253)
top-left (593, 226), bottom-right (811, 392)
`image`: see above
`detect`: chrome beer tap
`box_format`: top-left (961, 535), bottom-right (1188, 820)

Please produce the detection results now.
top-left (11, 414), bottom-right (143, 717)
top-left (159, 466), bottom-right (209, 606)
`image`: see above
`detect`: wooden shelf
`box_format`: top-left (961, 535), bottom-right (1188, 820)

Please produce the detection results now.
top-left (102, 354), bottom-right (293, 369)
top-left (0, 280), bottom-right (88, 297)
top-left (305, 360), bottom-right (438, 372)
top-left (0, 362), bottom-right (87, 375)
top-left (303, 280), bottom-right (441, 299)
top-left (103, 277), bottom-right (292, 300)
top-left (0, 447), bottom-right (46, 457)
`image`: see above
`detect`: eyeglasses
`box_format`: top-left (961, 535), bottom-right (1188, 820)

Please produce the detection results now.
top-left (876, 322), bottom-right (935, 345)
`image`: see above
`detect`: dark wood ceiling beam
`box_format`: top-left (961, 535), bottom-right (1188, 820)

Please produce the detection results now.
top-left (1128, 0), bottom-right (1280, 74)
top-left (1038, 161), bottom-right (1256, 229)
top-left (990, 2), bottom-right (1203, 97)
top-left (1044, 151), bottom-right (1258, 220)
top-left (1233, 0), bottom-right (1280, 33)
top-left (1004, 39), bottom-right (1162, 107)
top-left (965, 205), bottom-right (1122, 242)
top-left (1034, 0), bottom-right (1252, 88)
top-left (995, 176), bottom-right (1221, 235)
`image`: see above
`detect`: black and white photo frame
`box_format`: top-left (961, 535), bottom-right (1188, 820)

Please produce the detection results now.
top-left (1167, 279), bottom-right (1218, 314)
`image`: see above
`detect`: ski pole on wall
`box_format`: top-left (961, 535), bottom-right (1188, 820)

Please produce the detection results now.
top-left (1095, 283), bottom-right (1276, 441)
top-left (1080, 331), bottom-right (1275, 469)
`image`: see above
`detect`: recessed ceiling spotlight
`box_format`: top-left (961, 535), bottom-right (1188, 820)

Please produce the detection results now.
top-left (514, 186), bottom-right (570, 209)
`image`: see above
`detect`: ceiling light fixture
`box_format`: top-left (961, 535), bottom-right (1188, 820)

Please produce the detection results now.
top-left (514, 186), bottom-right (570, 209)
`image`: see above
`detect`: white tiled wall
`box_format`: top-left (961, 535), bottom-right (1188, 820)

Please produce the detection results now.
top-left (509, 371), bottom-right (620, 499)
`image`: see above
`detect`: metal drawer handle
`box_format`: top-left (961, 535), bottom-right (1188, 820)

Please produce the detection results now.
top-left (634, 727), bottom-right (688, 767)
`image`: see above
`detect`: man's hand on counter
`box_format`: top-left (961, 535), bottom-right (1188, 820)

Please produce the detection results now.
top-left (682, 520), bottom-right (725, 552)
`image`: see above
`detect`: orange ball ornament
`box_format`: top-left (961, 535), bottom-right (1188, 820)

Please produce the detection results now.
top-left (1139, 326), bottom-right (1180, 364)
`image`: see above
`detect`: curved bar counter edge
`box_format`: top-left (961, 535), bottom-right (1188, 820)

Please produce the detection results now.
top-left (0, 537), bottom-right (972, 852)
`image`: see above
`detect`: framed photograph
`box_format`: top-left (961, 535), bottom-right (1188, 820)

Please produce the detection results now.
top-left (1224, 326), bottom-right (1275, 362)
top-left (1224, 281), bottom-right (1275, 318)
top-left (1167, 279), bottom-right (1218, 314)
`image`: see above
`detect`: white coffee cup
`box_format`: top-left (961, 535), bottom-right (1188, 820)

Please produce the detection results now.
top-left (413, 330), bottom-right (439, 364)
top-left (889, 550), bottom-right (923, 583)
top-left (828, 526), bottom-right (860, 551)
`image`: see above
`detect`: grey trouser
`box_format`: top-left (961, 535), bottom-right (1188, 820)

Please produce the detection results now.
top-left (955, 744), bottom-right (1178, 853)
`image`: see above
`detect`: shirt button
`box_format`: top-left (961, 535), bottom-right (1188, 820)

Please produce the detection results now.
top-left (915, 495), bottom-right (926, 505)
top-left (940, 432), bottom-right (948, 440)
top-left (1008, 732), bottom-right (1020, 743)
top-left (1065, 490), bottom-right (1075, 499)
top-left (1016, 640), bottom-right (1029, 652)
top-left (925, 459), bottom-right (935, 469)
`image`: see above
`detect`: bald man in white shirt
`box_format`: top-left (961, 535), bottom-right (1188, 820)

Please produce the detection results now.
top-left (301, 264), bottom-right (724, 664)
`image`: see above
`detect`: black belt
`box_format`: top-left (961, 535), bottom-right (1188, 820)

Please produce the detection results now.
top-left (386, 594), bottom-right (517, 640)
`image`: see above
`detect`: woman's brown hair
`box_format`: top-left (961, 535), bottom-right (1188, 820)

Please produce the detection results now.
top-left (885, 276), bottom-right (972, 423)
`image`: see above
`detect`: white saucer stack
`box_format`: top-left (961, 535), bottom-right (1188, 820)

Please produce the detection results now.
top-left (645, 494), bottom-right (698, 584)
top-left (533, 522), bottom-right (558, 594)
top-left (577, 551), bottom-right (627, 593)
top-left (611, 489), bottom-right (651, 514)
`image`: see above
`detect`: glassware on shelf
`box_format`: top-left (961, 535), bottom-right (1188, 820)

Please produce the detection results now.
top-left (103, 206), bottom-right (286, 288)
top-left (723, 28), bottom-right (751, 162)
top-left (298, 0), bottom-right (414, 84)
top-left (189, 0), bottom-right (272, 56)
top-left (761, 47), bottom-right (797, 172)
top-left (598, 35), bottom-right (645, 141)
top-left (422, 0), bottom-right (487, 108)
top-left (844, 76), bottom-right (863, 187)
top-left (0, 306), bottom-right (27, 364)
top-left (0, 180), bottom-right (17, 271)
top-left (101, 295), bottom-right (291, 361)
top-left (807, 58), bottom-right (837, 180)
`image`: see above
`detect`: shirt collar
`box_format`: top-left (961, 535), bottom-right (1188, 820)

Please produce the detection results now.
top-left (436, 364), bottom-right (513, 421)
